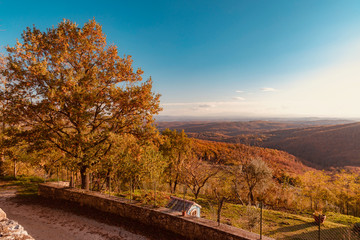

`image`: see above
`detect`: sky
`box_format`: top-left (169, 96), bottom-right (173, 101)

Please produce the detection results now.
top-left (1, 0), bottom-right (360, 119)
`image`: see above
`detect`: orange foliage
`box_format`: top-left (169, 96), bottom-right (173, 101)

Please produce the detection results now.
top-left (191, 138), bottom-right (312, 179)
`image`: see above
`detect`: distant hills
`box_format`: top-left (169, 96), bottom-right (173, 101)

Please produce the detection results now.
top-left (156, 119), bottom-right (360, 169)
top-left (260, 122), bottom-right (360, 168)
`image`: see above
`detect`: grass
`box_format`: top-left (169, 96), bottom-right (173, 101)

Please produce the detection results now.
top-left (115, 188), bottom-right (171, 207)
top-left (0, 175), bottom-right (43, 196)
top-left (113, 190), bottom-right (360, 239)
top-left (326, 211), bottom-right (360, 226)
top-left (199, 201), bottom-right (360, 239)
top-left (110, 189), bottom-right (360, 239)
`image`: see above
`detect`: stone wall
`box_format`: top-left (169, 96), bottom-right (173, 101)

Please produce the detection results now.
top-left (0, 208), bottom-right (34, 240)
top-left (38, 182), bottom-right (274, 240)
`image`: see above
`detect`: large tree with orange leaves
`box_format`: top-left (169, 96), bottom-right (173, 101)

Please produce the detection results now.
top-left (1, 19), bottom-right (161, 189)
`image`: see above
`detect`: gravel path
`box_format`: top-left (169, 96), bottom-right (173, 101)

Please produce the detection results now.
top-left (0, 183), bottom-right (184, 240)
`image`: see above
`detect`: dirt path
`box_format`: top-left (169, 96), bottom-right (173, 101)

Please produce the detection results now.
top-left (0, 184), bottom-right (184, 240)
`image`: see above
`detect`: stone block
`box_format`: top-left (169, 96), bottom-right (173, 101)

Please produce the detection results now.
top-left (0, 208), bottom-right (6, 221)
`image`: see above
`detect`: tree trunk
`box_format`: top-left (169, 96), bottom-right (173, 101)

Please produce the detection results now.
top-left (130, 178), bottom-right (133, 201)
top-left (249, 188), bottom-right (254, 205)
top-left (80, 166), bottom-right (89, 190)
top-left (89, 172), bottom-right (92, 191)
top-left (13, 159), bottom-right (17, 178)
top-left (0, 150), bottom-right (4, 177)
top-left (153, 181), bottom-right (157, 207)
top-left (217, 197), bottom-right (225, 226)
top-left (170, 178), bottom-right (178, 194)
top-left (173, 181), bottom-right (178, 194)
top-left (70, 172), bottom-right (75, 188)
top-left (172, 174), bottom-right (179, 193)
top-left (356, 200), bottom-right (358, 217)
top-left (108, 176), bottom-right (111, 196)
top-left (194, 190), bottom-right (199, 199)
top-left (234, 191), bottom-right (245, 205)
top-left (169, 181), bottom-right (173, 193)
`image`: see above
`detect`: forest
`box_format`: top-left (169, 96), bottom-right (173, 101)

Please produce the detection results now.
top-left (1, 19), bottom-right (360, 238)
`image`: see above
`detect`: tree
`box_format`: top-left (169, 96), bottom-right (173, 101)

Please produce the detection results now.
top-left (333, 170), bottom-right (356, 215)
top-left (1, 19), bottom-right (161, 189)
top-left (0, 123), bottom-right (24, 177)
top-left (30, 146), bottom-right (65, 180)
top-left (208, 168), bottom-right (232, 226)
top-left (242, 157), bottom-right (273, 205)
top-left (301, 170), bottom-right (331, 211)
top-left (95, 133), bottom-right (142, 193)
top-left (160, 129), bottom-right (191, 193)
top-left (182, 157), bottom-right (218, 199)
top-left (141, 143), bottom-right (166, 206)
top-left (230, 164), bottom-right (246, 205)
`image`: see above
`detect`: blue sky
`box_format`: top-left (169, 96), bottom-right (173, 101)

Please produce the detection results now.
top-left (1, 0), bottom-right (360, 119)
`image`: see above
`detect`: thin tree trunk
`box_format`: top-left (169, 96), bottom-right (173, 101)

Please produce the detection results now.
top-left (0, 149), bottom-right (4, 177)
top-left (13, 160), bottom-right (17, 178)
top-left (70, 172), bottom-right (75, 188)
top-left (249, 188), bottom-right (254, 206)
top-left (356, 200), bottom-right (358, 217)
top-left (173, 181), bottom-right (178, 194)
top-left (108, 175), bottom-right (111, 197)
top-left (130, 178), bottom-right (133, 202)
top-left (172, 174), bottom-right (179, 193)
top-left (80, 166), bottom-right (89, 190)
top-left (89, 172), bottom-right (92, 191)
top-left (217, 197), bottom-right (225, 226)
top-left (66, 169), bottom-right (69, 183)
top-left (194, 189), bottom-right (200, 199)
top-left (154, 181), bottom-right (157, 207)
top-left (169, 179), bottom-right (173, 193)
top-left (235, 191), bottom-right (245, 205)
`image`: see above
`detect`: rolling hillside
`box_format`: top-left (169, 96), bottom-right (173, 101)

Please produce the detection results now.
top-left (260, 122), bottom-right (360, 168)
top-left (157, 120), bottom-right (360, 168)
top-left (192, 138), bottom-right (313, 177)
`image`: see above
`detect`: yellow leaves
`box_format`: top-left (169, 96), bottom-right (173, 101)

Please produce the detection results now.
top-left (2, 18), bottom-right (161, 186)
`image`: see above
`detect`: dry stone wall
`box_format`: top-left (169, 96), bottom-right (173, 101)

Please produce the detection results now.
top-left (0, 208), bottom-right (34, 240)
top-left (38, 182), bottom-right (274, 240)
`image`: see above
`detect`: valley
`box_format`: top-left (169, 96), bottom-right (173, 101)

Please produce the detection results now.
top-left (157, 119), bottom-right (360, 169)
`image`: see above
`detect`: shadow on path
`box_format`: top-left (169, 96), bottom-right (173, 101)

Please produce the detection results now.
top-left (6, 191), bottom-right (187, 240)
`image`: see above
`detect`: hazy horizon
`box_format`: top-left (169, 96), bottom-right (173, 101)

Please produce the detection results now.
top-left (154, 115), bottom-right (360, 122)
